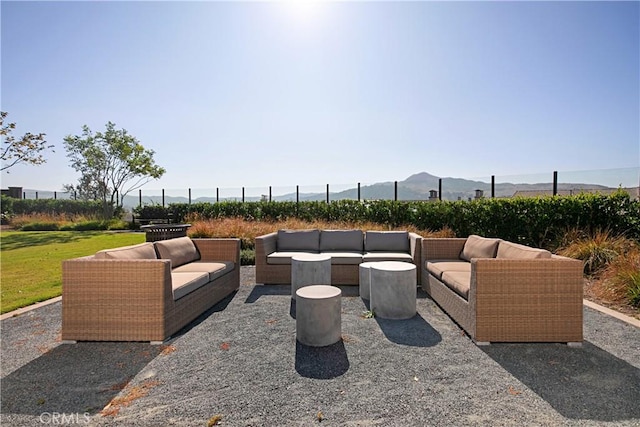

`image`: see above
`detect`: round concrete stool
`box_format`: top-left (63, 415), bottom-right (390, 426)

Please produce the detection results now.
top-left (296, 285), bottom-right (342, 347)
top-left (291, 254), bottom-right (331, 299)
top-left (370, 261), bottom-right (417, 320)
top-left (358, 262), bottom-right (378, 300)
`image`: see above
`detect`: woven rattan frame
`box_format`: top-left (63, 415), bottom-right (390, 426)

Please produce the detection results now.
top-left (255, 231), bottom-right (421, 285)
top-left (421, 238), bottom-right (583, 344)
top-left (62, 238), bottom-right (240, 342)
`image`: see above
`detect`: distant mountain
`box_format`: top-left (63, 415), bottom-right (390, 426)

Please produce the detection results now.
top-left (117, 171), bottom-right (616, 209)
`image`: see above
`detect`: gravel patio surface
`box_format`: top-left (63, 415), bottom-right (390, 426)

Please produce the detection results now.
top-left (1, 266), bottom-right (639, 426)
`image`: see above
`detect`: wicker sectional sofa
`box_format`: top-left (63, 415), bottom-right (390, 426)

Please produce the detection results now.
top-left (62, 236), bottom-right (240, 343)
top-left (421, 235), bottom-right (584, 345)
top-left (256, 229), bottom-right (422, 285)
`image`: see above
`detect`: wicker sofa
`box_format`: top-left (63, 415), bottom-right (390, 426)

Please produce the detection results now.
top-left (62, 236), bottom-right (240, 343)
top-left (256, 229), bottom-right (422, 285)
top-left (421, 235), bottom-right (584, 345)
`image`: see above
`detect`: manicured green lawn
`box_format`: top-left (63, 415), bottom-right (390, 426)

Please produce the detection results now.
top-left (0, 231), bottom-right (145, 314)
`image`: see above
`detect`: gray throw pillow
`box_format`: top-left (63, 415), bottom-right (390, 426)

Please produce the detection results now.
top-left (277, 229), bottom-right (320, 252)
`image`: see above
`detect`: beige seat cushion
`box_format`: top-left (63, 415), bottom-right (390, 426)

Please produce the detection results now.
top-left (95, 242), bottom-right (157, 260)
top-left (426, 260), bottom-right (471, 279)
top-left (267, 251), bottom-right (318, 265)
top-left (171, 272), bottom-right (210, 300)
top-left (320, 251), bottom-right (363, 265)
top-left (172, 261), bottom-right (234, 281)
top-left (460, 235), bottom-right (501, 262)
top-left (320, 230), bottom-right (363, 252)
top-left (362, 252), bottom-right (413, 263)
top-left (277, 229), bottom-right (320, 252)
top-left (441, 271), bottom-right (471, 300)
top-left (155, 237), bottom-right (200, 268)
top-left (364, 231), bottom-right (409, 252)
top-left (497, 241), bottom-right (552, 259)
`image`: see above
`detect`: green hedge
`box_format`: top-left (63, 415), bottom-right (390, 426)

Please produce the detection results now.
top-left (90, 191), bottom-right (640, 249)
top-left (1, 195), bottom-right (104, 217)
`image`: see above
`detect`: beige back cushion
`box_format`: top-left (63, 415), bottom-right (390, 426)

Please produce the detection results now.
top-left (496, 241), bottom-right (552, 259)
top-left (320, 230), bottom-right (363, 252)
top-left (154, 237), bottom-right (200, 268)
top-left (277, 229), bottom-right (320, 252)
top-left (460, 235), bottom-right (500, 261)
top-left (364, 231), bottom-right (409, 252)
top-left (95, 242), bottom-right (157, 260)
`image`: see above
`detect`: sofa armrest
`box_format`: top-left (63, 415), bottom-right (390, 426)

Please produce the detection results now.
top-left (255, 232), bottom-right (278, 261)
top-left (422, 238), bottom-right (467, 260)
top-left (193, 238), bottom-right (240, 265)
top-left (470, 257), bottom-right (584, 342)
top-left (62, 258), bottom-right (173, 341)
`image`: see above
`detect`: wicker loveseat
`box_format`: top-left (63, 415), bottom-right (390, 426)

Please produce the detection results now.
top-left (62, 236), bottom-right (240, 343)
top-left (256, 229), bottom-right (422, 285)
top-left (421, 235), bottom-right (584, 345)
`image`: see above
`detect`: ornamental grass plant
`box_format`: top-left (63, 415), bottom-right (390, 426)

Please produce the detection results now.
top-left (558, 228), bottom-right (640, 315)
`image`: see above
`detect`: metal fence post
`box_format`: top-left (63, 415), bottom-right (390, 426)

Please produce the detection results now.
top-left (491, 175), bottom-right (495, 198)
top-left (326, 184), bottom-right (329, 203)
top-left (358, 182), bottom-right (361, 201)
top-left (162, 189), bottom-right (165, 207)
top-left (394, 181), bottom-right (398, 201)
top-left (188, 188), bottom-right (191, 205)
top-left (438, 178), bottom-right (442, 201)
top-left (553, 171), bottom-right (558, 196)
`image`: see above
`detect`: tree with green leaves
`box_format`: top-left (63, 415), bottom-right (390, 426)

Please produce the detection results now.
top-left (63, 122), bottom-right (165, 218)
top-left (1, 111), bottom-right (53, 172)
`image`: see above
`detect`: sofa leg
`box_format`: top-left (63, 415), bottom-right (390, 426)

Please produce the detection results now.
top-left (474, 341), bottom-right (491, 346)
top-left (150, 341), bottom-right (165, 345)
top-left (61, 340), bottom-right (77, 344)
top-left (567, 341), bottom-right (583, 348)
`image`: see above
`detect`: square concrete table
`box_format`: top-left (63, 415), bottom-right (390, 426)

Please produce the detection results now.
top-left (291, 253), bottom-right (332, 299)
top-left (369, 261), bottom-right (417, 319)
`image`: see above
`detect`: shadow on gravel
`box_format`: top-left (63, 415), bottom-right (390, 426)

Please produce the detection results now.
top-left (245, 284), bottom-right (290, 303)
top-left (246, 284), bottom-right (360, 305)
top-left (375, 314), bottom-right (442, 347)
top-left (295, 340), bottom-right (349, 379)
top-left (169, 290), bottom-right (237, 340)
top-left (481, 341), bottom-right (640, 422)
top-left (0, 342), bottom-right (162, 417)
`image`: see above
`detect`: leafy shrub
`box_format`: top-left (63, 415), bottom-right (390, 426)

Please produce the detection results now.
top-left (59, 221), bottom-right (110, 231)
top-left (2, 195), bottom-right (104, 217)
top-left (162, 192), bottom-right (640, 248)
top-left (241, 249), bottom-right (255, 266)
top-left (20, 222), bottom-right (59, 231)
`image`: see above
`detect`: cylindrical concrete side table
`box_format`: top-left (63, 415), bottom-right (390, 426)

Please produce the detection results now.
top-left (370, 261), bottom-right (417, 320)
top-left (358, 262), bottom-right (378, 300)
top-left (296, 285), bottom-right (342, 347)
top-left (291, 254), bottom-right (332, 299)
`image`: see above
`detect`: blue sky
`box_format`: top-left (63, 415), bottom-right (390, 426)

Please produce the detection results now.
top-left (2, 0), bottom-right (639, 195)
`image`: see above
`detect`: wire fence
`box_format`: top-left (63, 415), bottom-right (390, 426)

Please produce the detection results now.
top-left (3, 167), bottom-right (639, 208)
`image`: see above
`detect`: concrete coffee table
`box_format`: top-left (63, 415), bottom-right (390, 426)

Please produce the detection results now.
top-left (369, 261), bottom-right (417, 320)
top-left (358, 261), bottom-right (379, 300)
top-left (291, 254), bottom-right (332, 299)
top-left (296, 285), bottom-right (342, 347)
